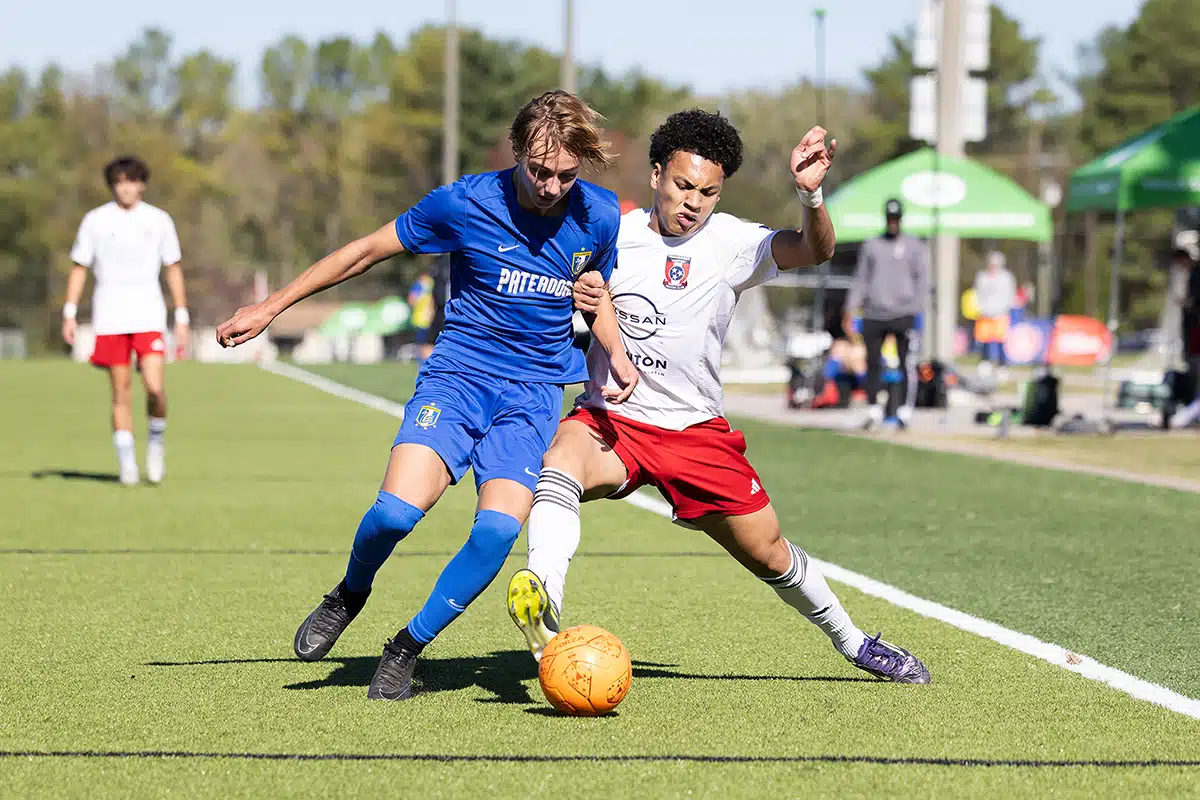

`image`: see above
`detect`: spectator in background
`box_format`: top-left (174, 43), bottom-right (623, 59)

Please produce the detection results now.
top-left (1170, 249), bottom-right (1200, 429)
top-left (844, 198), bottom-right (930, 430)
top-left (1162, 248), bottom-right (1194, 369)
top-left (1013, 282), bottom-right (1033, 324)
top-left (407, 269), bottom-right (436, 361)
top-left (973, 251), bottom-right (1016, 367)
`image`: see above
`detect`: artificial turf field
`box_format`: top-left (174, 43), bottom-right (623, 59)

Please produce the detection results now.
top-left (2, 359), bottom-right (1198, 798)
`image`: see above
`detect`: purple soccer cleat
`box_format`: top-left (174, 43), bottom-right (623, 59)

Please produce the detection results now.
top-left (851, 633), bottom-right (931, 684)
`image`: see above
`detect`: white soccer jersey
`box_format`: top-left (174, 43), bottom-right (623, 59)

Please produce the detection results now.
top-left (579, 208), bottom-right (780, 430)
top-left (70, 201), bottom-right (181, 335)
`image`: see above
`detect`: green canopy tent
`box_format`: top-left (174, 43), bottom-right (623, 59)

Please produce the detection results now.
top-left (1066, 106), bottom-right (1200, 426)
top-left (827, 147), bottom-right (1053, 243)
top-left (1066, 105), bottom-right (1200, 333)
top-left (363, 296), bottom-right (411, 336)
top-left (318, 303), bottom-right (372, 337)
top-left (816, 148), bottom-right (1051, 349)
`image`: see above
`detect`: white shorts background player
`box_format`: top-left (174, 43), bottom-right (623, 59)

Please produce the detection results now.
top-left (62, 156), bottom-right (189, 486)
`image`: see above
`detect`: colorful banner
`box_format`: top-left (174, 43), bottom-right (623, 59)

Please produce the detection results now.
top-left (996, 316), bottom-right (1112, 366)
top-left (1046, 315), bottom-right (1113, 366)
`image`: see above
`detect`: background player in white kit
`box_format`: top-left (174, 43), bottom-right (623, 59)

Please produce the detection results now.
top-left (62, 156), bottom-right (189, 486)
top-left (507, 110), bottom-right (930, 683)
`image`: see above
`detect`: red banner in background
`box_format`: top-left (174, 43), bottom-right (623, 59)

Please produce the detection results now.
top-left (986, 315), bottom-right (1112, 366)
top-left (1047, 315), bottom-right (1112, 366)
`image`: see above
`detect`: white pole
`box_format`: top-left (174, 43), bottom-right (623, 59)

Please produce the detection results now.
top-left (561, 0), bottom-right (576, 94)
top-left (933, 0), bottom-right (965, 362)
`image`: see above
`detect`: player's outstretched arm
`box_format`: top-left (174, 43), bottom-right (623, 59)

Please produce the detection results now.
top-left (164, 261), bottom-right (189, 353)
top-left (61, 265), bottom-right (89, 346)
top-left (771, 126), bottom-right (837, 271)
top-left (575, 271), bottom-right (638, 403)
top-left (217, 222), bottom-right (405, 348)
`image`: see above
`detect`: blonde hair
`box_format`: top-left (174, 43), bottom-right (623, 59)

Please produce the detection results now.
top-left (509, 91), bottom-right (615, 170)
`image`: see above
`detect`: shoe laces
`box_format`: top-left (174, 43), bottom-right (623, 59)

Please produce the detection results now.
top-left (859, 633), bottom-right (910, 677)
top-left (308, 592), bottom-right (348, 638)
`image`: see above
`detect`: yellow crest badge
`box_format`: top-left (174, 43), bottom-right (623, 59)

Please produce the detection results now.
top-left (415, 404), bottom-right (441, 429)
top-left (571, 250), bottom-right (593, 276)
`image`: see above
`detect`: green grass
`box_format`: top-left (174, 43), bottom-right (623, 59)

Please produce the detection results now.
top-left (305, 362), bottom-right (1200, 696)
top-left (947, 432), bottom-right (1200, 484)
top-left (2, 360), bottom-right (1198, 797)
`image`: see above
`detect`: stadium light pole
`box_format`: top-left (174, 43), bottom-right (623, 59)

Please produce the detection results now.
top-left (443, 0), bottom-right (460, 186)
top-left (933, 0), bottom-right (965, 362)
top-left (561, 0), bottom-right (577, 94)
top-left (809, 7), bottom-right (829, 334)
top-left (814, 8), bottom-right (826, 123)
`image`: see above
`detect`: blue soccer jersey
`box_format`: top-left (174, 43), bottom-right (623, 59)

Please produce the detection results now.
top-left (394, 168), bottom-right (620, 384)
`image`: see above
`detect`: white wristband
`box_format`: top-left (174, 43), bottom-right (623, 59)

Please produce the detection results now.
top-left (796, 186), bottom-right (824, 208)
top-left (62, 302), bottom-right (77, 320)
top-left (174, 307), bottom-right (190, 326)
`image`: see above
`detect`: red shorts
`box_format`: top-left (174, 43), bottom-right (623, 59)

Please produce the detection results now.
top-left (567, 406), bottom-right (770, 521)
top-left (90, 331), bottom-right (166, 368)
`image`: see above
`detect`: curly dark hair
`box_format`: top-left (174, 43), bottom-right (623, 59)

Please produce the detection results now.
top-left (104, 156), bottom-right (150, 187)
top-left (648, 109), bottom-right (743, 177)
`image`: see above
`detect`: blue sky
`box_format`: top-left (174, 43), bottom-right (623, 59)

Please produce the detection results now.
top-left (5, 0), bottom-right (1141, 105)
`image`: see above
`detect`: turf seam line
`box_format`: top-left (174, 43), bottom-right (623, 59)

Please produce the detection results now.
top-left (2, 750), bottom-right (1198, 768)
top-left (261, 362), bottom-right (1200, 722)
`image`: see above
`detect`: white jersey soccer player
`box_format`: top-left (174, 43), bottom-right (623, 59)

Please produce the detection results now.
top-left (506, 109), bottom-right (931, 684)
top-left (63, 156), bottom-right (189, 486)
top-left (579, 207), bottom-right (780, 432)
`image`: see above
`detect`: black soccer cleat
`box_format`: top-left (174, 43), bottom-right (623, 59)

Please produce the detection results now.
top-left (367, 632), bottom-right (421, 701)
top-left (292, 580), bottom-right (369, 662)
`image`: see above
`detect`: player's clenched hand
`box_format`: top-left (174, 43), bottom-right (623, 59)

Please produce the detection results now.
top-left (61, 318), bottom-right (77, 347)
top-left (602, 355), bottom-right (639, 404)
top-left (791, 126), bottom-right (837, 193)
top-left (174, 322), bottom-right (190, 356)
top-left (573, 271), bottom-right (605, 314)
top-left (216, 302), bottom-right (275, 348)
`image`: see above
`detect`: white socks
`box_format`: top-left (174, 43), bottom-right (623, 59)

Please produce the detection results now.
top-left (762, 539), bottom-right (867, 659)
top-left (526, 468), bottom-right (583, 616)
top-left (113, 429), bottom-right (138, 484)
top-left (147, 417), bottom-right (167, 483)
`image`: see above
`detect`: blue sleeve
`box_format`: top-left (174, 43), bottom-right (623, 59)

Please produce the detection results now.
top-left (394, 184), bottom-right (462, 255)
top-left (590, 218), bottom-right (619, 282)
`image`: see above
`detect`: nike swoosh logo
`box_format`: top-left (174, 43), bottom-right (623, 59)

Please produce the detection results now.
top-left (524, 467), bottom-right (539, 478)
top-left (296, 625), bottom-right (319, 655)
top-left (498, 244), bottom-right (521, 252)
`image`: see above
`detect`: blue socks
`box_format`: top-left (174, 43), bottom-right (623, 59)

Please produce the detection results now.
top-left (344, 491), bottom-right (425, 593)
top-left (406, 510), bottom-right (522, 644)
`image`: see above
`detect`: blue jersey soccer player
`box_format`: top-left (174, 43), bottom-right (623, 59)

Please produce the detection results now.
top-left (216, 91), bottom-right (638, 701)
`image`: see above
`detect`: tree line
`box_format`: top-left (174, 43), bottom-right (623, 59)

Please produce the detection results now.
top-left (1, 0), bottom-right (1196, 349)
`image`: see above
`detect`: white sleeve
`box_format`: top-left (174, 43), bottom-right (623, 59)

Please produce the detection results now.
top-left (69, 214), bottom-right (94, 267)
top-left (725, 219), bottom-right (779, 293)
top-left (160, 213), bottom-right (182, 265)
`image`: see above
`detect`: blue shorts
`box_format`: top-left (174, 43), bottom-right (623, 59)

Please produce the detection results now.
top-left (393, 353), bottom-right (564, 493)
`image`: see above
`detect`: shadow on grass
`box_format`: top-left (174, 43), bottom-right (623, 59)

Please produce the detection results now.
top-left (146, 652), bottom-right (876, 706)
top-left (30, 469), bottom-right (120, 483)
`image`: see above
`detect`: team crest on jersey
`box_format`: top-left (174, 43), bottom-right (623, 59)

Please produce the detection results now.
top-left (663, 255), bottom-right (691, 290)
top-left (570, 250), bottom-right (593, 276)
top-left (415, 404), bottom-right (441, 429)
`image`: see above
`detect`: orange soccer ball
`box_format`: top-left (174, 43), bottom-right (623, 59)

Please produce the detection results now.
top-left (538, 624), bottom-right (631, 716)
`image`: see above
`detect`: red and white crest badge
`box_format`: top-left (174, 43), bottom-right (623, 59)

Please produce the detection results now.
top-left (663, 255), bottom-right (691, 290)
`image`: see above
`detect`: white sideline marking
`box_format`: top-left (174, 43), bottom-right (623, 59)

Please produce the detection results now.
top-left (261, 362), bottom-right (1200, 721)
top-left (260, 360), bottom-right (408, 418)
